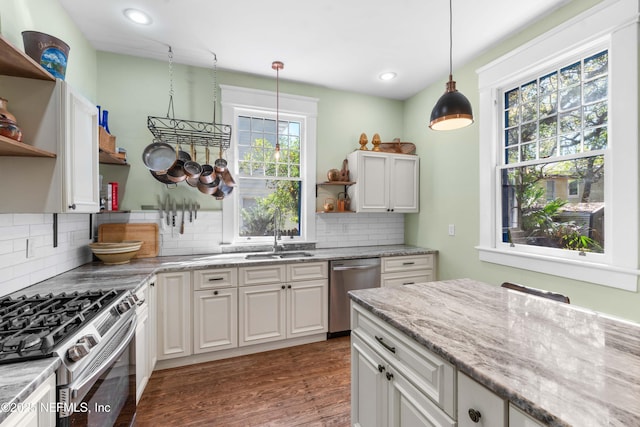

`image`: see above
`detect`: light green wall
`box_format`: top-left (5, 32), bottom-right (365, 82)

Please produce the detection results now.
top-left (96, 52), bottom-right (404, 210)
top-left (404, 0), bottom-right (640, 322)
top-left (0, 0), bottom-right (97, 100)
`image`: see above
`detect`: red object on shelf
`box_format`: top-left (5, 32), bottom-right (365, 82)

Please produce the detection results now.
top-left (110, 182), bottom-right (118, 211)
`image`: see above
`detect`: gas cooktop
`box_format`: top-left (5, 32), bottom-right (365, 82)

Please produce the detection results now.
top-left (0, 289), bottom-right (126, 364)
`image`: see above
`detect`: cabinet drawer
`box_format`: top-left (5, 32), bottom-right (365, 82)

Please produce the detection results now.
top-left (352, 303), bottom-right (455, 417)
top-left (239, 264), bottom-right (286, 286)
top-left (458, 372), bottom-right (507, 427)
top-left (193, 268), bottom-right (238, 290)
top-left (287, 261), bottom-right (328, 281)
top-left (381, 270), bottom-right (434, 287)
top-left (382, 254), bottom-right (434, 273)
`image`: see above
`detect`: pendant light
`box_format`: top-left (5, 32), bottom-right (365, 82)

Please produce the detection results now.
top-left (272, 61), bottom-right (284, 160)
top-left (429, 0), bottom-right (474, 131)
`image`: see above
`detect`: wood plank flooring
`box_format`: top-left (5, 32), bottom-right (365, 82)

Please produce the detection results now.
top-left (136, 336), bottom-right (351, 427)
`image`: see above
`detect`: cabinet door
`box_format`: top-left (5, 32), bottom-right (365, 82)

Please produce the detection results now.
top-left (287, 279), bottom-right (328, 338)
top-left (135, 303), bottom-right (149, 403)
top-left (194, 288), bottom-right (238, 353)
top-left (147, 280), bottom-right (157, 373)
top-left (239, 283), bottom-right (286, 346)
top-left (63, 83), bottom-right (99, 213)
top-left (387, 369), bottom-right (456, 427)
top-left (157, 272), bottom-right (191, 360)
top-left (351, 333), bottom-right (387, 427)
top-left (389, 155), bottom-right (419, 213)
top-left (458, 372), bottom-right (507, 427)
top-left (357, 152), bottom-right (390, 212)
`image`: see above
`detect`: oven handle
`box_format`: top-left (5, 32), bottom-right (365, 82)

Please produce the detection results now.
top-left (62, 315), bottom-right (137, 405)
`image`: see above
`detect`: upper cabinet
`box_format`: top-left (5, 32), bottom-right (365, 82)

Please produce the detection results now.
top-left (0, 35), bottom-right (99, 213)
top-left (347, 150), bottom-right (420, 213)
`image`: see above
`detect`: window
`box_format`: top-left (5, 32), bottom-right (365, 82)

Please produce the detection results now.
top-left (477, 0), bottom-right (639, 291)
top-left (220, 85), bottom-right (318, 246)
top-left (237, 115), bottom-right (302, 238)
top-left (501, 51), bottom-right (607, 254)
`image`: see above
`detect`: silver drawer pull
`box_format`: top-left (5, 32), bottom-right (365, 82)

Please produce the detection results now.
top-left (375, 335), bottom-right (396, 354)
top-left (208, 277), bottom-right (224, 281)
top-left (402, 261), bottom-right (415, 265)
top-left (402, 282), bottom-right (415, 286)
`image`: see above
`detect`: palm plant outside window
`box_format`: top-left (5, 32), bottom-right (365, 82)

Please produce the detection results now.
top-left (237, 115), bottom-right (302, 239)
top-left (501, 50), bottom-right (607, 253)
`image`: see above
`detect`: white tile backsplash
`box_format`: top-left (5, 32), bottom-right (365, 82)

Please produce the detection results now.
top-left (0, 213), bottom-right (93, 297)
top-left (0, 210), bottom-right (404, 296)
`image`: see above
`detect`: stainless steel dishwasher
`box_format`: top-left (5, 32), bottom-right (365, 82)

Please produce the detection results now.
top-left (329, 257), bottom-right (380, 337)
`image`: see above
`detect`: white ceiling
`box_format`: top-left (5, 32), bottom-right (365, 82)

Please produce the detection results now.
top-left (59, 0), bottom-right (570, 100)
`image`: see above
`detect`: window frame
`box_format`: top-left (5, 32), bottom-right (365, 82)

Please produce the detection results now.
top-left (476, 0), bottom-right (639, 291)
top-left (220, 84), bottom-right (318, 246)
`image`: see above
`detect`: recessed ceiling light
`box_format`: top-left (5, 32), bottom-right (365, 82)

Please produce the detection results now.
top-left (123, 8), bottom-right (152, 25)
top-left (379, 72), bottom-right (397, 81)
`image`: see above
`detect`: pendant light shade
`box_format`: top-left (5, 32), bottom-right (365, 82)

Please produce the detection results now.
top-left (429, 0), bottom-right (474, 131)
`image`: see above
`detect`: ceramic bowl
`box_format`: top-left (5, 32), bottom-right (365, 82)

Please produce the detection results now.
top-left (89, 241), bottom-right (143, 264)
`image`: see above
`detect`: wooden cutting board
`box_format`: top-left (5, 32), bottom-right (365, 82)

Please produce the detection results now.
top-left (98, 223), bottom-right (159, 258)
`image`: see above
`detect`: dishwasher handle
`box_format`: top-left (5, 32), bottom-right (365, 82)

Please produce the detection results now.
top-left (332, 264), bottom-right (379, 271)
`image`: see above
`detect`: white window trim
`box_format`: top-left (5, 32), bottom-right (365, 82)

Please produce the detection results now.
top-left (220, 84), bottom-right (318, 246)
top-left (476, 0), bottom-right (639, 291)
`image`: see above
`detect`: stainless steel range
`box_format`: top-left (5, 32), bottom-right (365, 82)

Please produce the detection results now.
top-left (0, 289), bottom-right (139, 427)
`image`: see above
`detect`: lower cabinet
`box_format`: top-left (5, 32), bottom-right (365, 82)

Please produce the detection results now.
top-left (351, 333), bottom-right (455, 427)
top-left (239, 262), bottom-right (328, 347)
top-left (458, 372), bottom-right (506, 427)
top-left (381, 254), bottom-right (436, 287)
top-left (156, 262), bottom-right (328, 364)
top-left (193, 287), bottom-right (238, 353)
top-left (135, 277), bottom-right (156, 403)
top-left (351, 303), bottom-right (456, 427)
top-left (157, 271), bottom-right (192, 360)
top-left (0, 374), bottom-right (55, 427)
top-left (352, 302), bottom-right (549, 427)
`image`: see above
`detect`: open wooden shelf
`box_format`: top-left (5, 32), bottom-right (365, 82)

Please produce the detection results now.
top-left (0, 135), bottom-right (56, 157)
top-left (0, 34), bottom-right (55, 81)
top-left (99, 149), bottom-right (128, 165)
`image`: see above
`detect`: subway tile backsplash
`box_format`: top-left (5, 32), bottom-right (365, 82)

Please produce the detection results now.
top-left (0, 211), bottom-right (404, 296)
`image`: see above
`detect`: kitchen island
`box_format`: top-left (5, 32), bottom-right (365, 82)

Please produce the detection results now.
top-left (349, 278), bottom-right (640, 427)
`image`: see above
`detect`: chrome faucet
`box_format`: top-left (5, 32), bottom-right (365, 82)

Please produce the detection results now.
top-left (273, 208), bottom-right (283, 252)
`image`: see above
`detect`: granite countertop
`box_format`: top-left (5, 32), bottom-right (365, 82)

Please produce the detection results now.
top-left (0, 244), bottom-right (434, 423)
top-left (349, 278), bottom-right (640, 427)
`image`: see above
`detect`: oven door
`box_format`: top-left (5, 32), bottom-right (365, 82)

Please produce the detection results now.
top-left (57, 315), bottom-right (137, 427)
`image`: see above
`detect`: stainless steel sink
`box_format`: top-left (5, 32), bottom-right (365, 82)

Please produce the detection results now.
top-left (244, 251), bottom-right (313, 260)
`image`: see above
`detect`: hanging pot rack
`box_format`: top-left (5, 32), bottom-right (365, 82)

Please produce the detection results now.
top-left (147, 49), bottom-right (232, 150)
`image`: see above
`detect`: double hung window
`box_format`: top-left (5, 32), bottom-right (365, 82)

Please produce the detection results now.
top-left (477, 0), bottom-right (639, 290)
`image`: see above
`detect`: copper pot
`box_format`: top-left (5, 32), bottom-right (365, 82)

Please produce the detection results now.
top-left (166, 159), bottom-right (186, 183)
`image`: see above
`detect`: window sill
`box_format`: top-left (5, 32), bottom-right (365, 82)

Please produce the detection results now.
top-left (476, 246), bottom-right (638, 292)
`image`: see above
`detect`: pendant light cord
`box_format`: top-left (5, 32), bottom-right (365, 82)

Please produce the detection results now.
top-left (448, 0), bottom-right (453, 78)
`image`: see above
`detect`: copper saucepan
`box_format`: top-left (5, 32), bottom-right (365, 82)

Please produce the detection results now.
top-left (199, 146), bottom-right (215, 184)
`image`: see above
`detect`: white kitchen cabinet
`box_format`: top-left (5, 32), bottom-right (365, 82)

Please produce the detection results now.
top-left (135, 277), bottom-right (156, 403)
top-left (239, 282), bottom-right (286, 346)
top-left (156, 272), bottom-right (192, 360)
top-left (509, 404), bottom-right (544, 427)
top-left (194, 287), bottom-right (238, 353)
top-left (239, 262), bottom-right (328, 347)
top-left (458, 372), bottom-right (507, 427)
top-left (193, 267), bottom-right (239, 354)
top-left (381, 254), bottom-right (436, 287)
top-left (347, 150), bottom-right (419, 213)
top-left (0, 76), bottom-right (99, 213)
top-left (351, 333), bottom-right (455, 427)
top-left (0, 373), bottom-right (56, 427)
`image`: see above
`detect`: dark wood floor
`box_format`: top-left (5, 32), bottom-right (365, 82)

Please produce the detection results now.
top-left (136, 336), bottom-right (351, 427)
